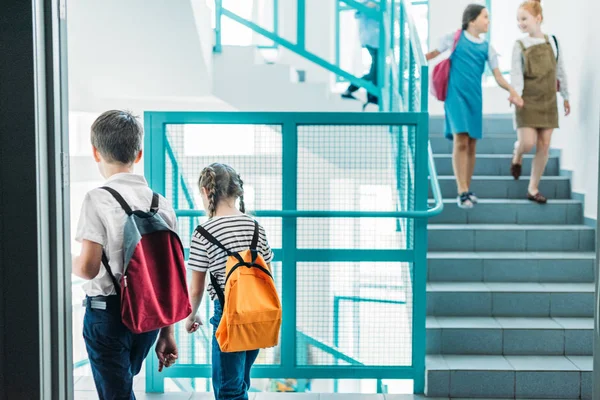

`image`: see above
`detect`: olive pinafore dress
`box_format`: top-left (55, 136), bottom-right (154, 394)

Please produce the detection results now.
top-left (515, 35), bottom-right (559, 129)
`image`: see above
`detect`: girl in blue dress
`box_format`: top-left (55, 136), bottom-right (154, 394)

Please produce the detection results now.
top-left (427, 4), bottom-right (524, 209)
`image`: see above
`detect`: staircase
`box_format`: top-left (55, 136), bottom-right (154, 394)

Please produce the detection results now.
top-left (212, 46), bottom-right (366, 112)
top-left (425, 116), bottom-right (595, 399)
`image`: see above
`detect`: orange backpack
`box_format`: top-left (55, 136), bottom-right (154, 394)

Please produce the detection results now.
top-left (196, 220), bottom-right (282, 352)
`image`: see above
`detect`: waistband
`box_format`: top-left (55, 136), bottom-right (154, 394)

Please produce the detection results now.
top-left (82, 295), bottom-right (119, 311)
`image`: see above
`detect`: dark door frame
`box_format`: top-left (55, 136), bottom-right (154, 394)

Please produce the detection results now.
top-left (0, 0), bottom-right (72, 399)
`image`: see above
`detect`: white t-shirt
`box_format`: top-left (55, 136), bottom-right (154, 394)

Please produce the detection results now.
top-left (75, 173), bottom-right (177, 297)
top-left (437, 30), bottom-right (499, 70)
top-left (188, 214), bottom-right (274, 301)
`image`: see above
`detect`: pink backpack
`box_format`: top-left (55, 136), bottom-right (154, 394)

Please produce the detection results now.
top-left (431, 30), bottom-right (462, 101)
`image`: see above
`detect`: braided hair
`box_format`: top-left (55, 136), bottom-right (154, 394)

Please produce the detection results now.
top-left (198, 163), bottom-right (245, 218)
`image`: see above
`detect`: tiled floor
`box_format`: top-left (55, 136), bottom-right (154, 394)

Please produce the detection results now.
top-left (74, 390), bottom-right (577, 400)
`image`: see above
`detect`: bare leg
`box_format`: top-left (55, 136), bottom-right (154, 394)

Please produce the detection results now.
top-left (452, 134), bottom-right (471, 194)
top-left (466, 137), bottom-right (477, 190)
top-left (513, 127), bottom-right (537, 165)
top-left (529, 128), bottom-right (553, 195)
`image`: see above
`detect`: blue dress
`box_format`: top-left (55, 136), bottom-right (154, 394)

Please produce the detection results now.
top-left (444, 32), bottom-right (489, 140)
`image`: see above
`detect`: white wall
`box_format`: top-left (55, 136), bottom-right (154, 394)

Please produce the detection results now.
top-left (542, 0), bottom-right (600, 221)
top-left (68, 0), bottom-right (214, 113)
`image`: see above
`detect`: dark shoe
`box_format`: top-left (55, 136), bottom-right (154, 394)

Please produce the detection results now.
top-left (511, 163), bottom-right (522, 180)
top-left (527, 191), bottom-right (547, 204)
top-left (457, 192), bottom-right (474, 209)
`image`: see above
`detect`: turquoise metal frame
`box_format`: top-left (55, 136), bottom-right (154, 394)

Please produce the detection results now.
top-left (142, 111), bottom-right (439, 393)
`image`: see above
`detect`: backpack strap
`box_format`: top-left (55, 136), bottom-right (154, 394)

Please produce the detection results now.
top-left (150, 192), bottom-right (159, 212)
top-left (102, 251), bottom-right (121, 294)
top-left (451, 29), bottom-right (461, 51)
top-left (100, 186), bottom-right (133, 215)
top-left (517, 40), bottom-right (526, 52)
top-left (195, 225), bottom-right (235, 307)
top-left (250, 220), bottom-right (260, 251)
top-left (552, 35), bottom-right (559, 61)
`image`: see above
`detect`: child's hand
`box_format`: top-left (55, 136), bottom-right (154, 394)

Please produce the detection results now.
top-left (155, 333), bottom-right (178, 372)
top-left (509, 91), bottom-right (524, 108)
top-left (186, 314), bottom-right (202, 333)
top-left (564, 100), bottom-right (571, 116)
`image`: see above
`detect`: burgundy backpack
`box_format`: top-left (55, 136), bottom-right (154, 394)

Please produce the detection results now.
top-left (100, 186), bottom-right (191, 334)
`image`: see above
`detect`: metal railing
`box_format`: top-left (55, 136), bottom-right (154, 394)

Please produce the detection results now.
top-left (143, 111), bottom-right (431, 393)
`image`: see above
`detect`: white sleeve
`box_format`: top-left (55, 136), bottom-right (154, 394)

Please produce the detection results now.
top-left (510, 41), bottom-right (525, 96)
top-left (188, 234), bottom-right (209, 272)
top-left (259, 224), bottom-right (274, 264)
top-left (487, 44), bottom-right (499, 70)
top-left (75, 192), bottom-right (107, 246)
top-left (554, 37), bottom-right (569, 100)
top-left (437, 32), bottom-right (456, 53)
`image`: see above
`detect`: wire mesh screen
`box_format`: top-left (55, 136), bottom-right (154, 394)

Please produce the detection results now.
top-left (297, 125), bottom-right (413, 250)
top-left (296, 262), bottom-right (413, 366)
top-left (151, 115), bottom-right (423, 384)
top-left (165, 123), bottom-right (283, 367)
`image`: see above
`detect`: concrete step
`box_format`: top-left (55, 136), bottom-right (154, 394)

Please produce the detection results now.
top-left (427, 252), bottom-right (596, 283)
top-left (427, 282), bottom-right (594, 318)
top-left (430, 134), bottom-right (517, 154)
top-left (426, 354), bottom-right (592, 399)
top-left (433, 153), bottom-right (560, 176)
top-left (428, 224), bottom-right (595, 252)
top-left (431, 175), bottom-right (571, 199)
top-left (430, 115), bottom-right (515, 136)
top-left (428, 199), bottom-right (582, 225)
top-left (427, 316), bottom-right (593, 356)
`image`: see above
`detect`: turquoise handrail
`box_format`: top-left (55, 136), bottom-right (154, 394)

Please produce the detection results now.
top-left (214, 0), bottom-right (390, 110)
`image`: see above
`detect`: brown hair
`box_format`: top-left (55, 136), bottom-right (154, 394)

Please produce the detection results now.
top-left (198, 163), bottom-right (245, 218)
top-left (520, 0), bottom-right (543, 21)
top-left (91, 110), bottom-right (143, 164)
top-left (462, 4), bottom-right (486, 30)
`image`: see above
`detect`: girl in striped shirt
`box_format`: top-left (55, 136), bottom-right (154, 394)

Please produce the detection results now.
top-left (185, 163), bottom-right (273, 399)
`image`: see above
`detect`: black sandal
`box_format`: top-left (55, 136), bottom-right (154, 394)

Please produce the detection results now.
top-left (527, 191), bottom-right (547, 204)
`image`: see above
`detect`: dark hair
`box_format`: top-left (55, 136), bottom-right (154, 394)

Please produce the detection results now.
top-left (91, 110), bottom-right (143, 164)
top-left (198, 163), bottom-right (245, 218)
top-left (462, 4), bottom-right (486, 30)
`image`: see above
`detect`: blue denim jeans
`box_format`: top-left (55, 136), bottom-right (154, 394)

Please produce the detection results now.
top-left (83, 296), bottom-right (159, 400)
top-left (211, 300), bottom-right (259, 399)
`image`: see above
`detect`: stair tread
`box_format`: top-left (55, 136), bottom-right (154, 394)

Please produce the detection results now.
top-left (427, 316), bottom-right (593, 330)
top-left (426, 354), bottom-right (592, 371)
top-left (434, 153), bottom-right (557, 159)
top-left (429, 224), bottom-right (593, 230)
top-left (427, 282), bottom-right (594, 293)
top-left (429, 199), bottom-right (581, 204)
top-left (428, 251), bottom-right (596, 259)
top-left (437, 175), bottom-right (569, 180)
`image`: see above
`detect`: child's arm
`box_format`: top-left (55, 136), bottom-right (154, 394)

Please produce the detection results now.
top-left (155, 325), bottom-right (178, 372)
top-left (492, 68), bottom-right (524, 107)
top-left (186, 270), bottom-right (206, 333)
top-left (72, 240), bottom-right (103, 280)
top-left (554, 37), bottom-right (570, 115)
top-left (426, 50), bottom-right (441, 61)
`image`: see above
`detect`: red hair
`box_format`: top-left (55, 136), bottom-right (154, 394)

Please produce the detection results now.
top-left (520, 0), bottom-right (543, 21)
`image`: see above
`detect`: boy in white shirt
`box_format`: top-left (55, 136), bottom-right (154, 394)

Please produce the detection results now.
top-left (73, 110), bottom-right (178, 399)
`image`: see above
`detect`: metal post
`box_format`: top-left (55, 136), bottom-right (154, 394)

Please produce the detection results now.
top-left (281, 120), bottom-right (298, 373)
top-left (412, 114), bottom-right (429, 394)
top-left (297, 0), bottom-right (306, 49)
